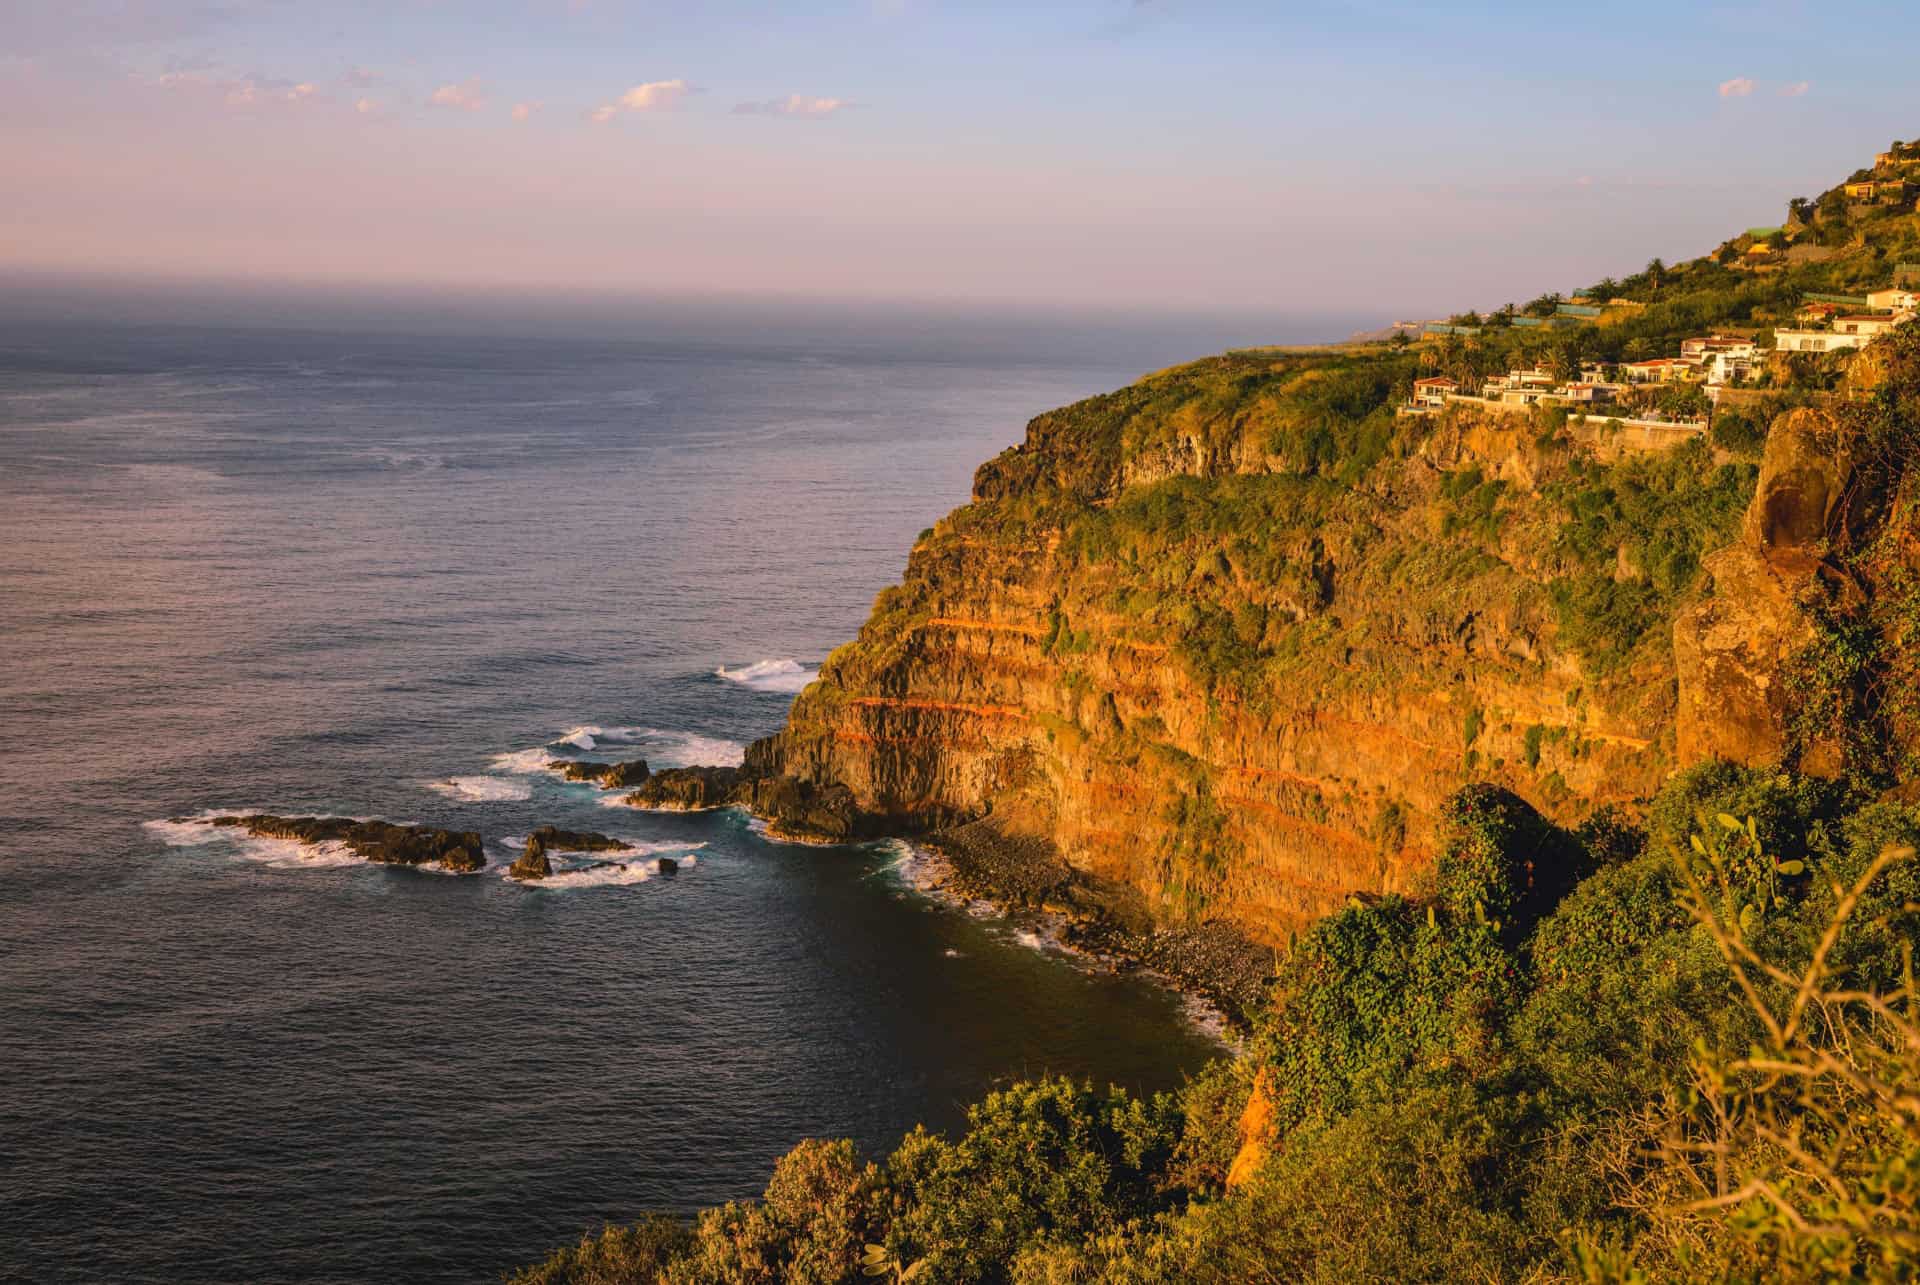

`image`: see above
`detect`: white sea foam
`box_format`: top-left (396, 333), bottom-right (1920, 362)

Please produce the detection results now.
top-left (490, 724), bottom-right (744, 802)
top-left (488, 747), bottom-right (557, 774)
top-left (142, 815), bottom-right (364, 869)
top-left (646, 729), bottom-right (745, 767)
top-left (143, 816), bottom-right (228, 847)
top-left (425, 775), bottom-right (532, 803)
top-left (744, 815), bottom-right (825, 842)
top-left (555, 724), bottom-right (649, 751)
top-left (503, 839), bottom-right (705, 890)
top-left (715, 658), bottom-right (819, 695)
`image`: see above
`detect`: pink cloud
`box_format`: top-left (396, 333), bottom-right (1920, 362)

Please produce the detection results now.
top-left (512, 101), bottom-right (539, 122)
top-left (153, 71), bottom-right (323, 110)
top-left (1779, 81), bottom-right (1811, 97)
top-left (1717, 77), bottom-right (1756, 99)
top-left (732, 94), bottom-right (854, 118)
top-left (429, 79), bottom-right (487, 112)
top-left (591, 79), bottom-right (691, 121)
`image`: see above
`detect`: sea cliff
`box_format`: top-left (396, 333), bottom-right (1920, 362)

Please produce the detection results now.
top-left (743, 334), bottom-right (1918, 949)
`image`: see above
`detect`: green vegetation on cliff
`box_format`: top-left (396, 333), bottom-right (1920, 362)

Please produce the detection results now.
top-left (522, 151), bottom-right (1920, 1281)
top-left (513, 770), bottom-right (1920, 1282)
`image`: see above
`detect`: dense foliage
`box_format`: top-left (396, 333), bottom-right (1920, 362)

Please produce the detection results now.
top-left (511, 768), bottom-right (1920, 1283)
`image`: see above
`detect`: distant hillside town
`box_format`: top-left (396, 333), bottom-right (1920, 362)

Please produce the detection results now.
top-left (1396, 140), bottom-right (1920, 440)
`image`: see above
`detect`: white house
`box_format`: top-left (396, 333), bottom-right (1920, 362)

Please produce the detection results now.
top-left (1558, 382), bottom-right (1618, 404)
top-left (1866, 288), bottom-right (1920, 311)
top-left (1411, 376), bottom-right (1459, 408)
top-left (1705, 351), bottom-right (1757, 386)
top-left (1621, 358), bottom-right (1696, 384)
top-left (1773, 329), bottom-right (1867, 354)
top-left (1681, 335), bottom-right (1756, 364)
top-left (1835, 314), bottom-right (1906, 338)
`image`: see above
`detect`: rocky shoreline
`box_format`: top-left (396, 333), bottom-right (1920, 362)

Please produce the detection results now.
top-left (914, 817), bottom-right (1274, 1030)
top-left (543, 745), bottom-right (1274, 1026)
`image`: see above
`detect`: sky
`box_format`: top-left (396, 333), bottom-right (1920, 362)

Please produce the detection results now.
top-left (4, 0), bottom-right (1919, 323)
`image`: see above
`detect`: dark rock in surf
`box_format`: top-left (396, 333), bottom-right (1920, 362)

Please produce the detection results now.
top-left (208, 814), bottom-right (486, 873)
top-left (547, 758), bottom-right (652, 789)
top-left (525, 825), bottom-right (632, 853)
top-left (656, 856), bottom-right (678, 874)
top-left (739, 775), bottom-right (862, 844)
top-left (509, 836), bottom-right (553, 881)
top-left (622, 766), bottom-right (743, 811)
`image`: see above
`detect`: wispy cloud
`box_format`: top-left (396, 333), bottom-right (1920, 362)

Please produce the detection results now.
top-left (732, 94), bottom-right (853, 118)
top-left (590, 78), bottom-right (691, 121)
top-left (1718, 77), bottom-right (1756, 98)
top-left (152, 70), bottom-right (324, 110)
top-left (512, 101), bottom-right (539, 122)
top-left (428, 78), bottom-right (487, 112)
top-left (1779, 80), bottom-right (1811, 97)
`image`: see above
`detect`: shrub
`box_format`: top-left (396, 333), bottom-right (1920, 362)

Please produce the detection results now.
top-left (507, 1215), bottom-right (693, 1285)
top-left (889, 1079), bottom-right (1183, 1283)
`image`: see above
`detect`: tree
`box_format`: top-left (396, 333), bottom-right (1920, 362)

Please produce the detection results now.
top-left (1787, 195), bottom-right (1812, 225)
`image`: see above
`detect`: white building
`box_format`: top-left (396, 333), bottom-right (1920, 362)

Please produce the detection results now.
top-left (1773, 329), bottom-right (1867, 354)
top-left (1705, 351), bottom-right (1757, 386)
top-left (1835, 313), bottom-right (1909, 338)
top-left (1681, 335), bottom-right (1757, 364)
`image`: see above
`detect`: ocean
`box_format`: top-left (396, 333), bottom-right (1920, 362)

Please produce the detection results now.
top-left (0, 304), bottom-right (1306, 1282)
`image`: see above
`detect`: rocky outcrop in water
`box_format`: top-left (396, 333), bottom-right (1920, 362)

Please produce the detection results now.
top-left (547, 758), bottom-right (652, 789)
top-left (509, 837), bottom-right (553, 880)
top-left (623, 766), bottom-right (743, 811)
top-left (737, 769), bottom-right (863, 844)
top-left (508, 826), bottom-right (634, 880)
top-left (526, 825), bottom-right (632, 853)
top-left (208, 815), bottom-right (486, 873)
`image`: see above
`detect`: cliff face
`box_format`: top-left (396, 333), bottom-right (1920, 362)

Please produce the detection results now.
top-left (749, 346), bottom-right (1915, 947)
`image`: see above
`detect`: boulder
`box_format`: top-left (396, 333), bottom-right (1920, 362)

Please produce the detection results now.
top-left (1742, 408), bottom-right (1852, 553)
top-left (656, 857), bottom-right (678, 874)
top-left (1674, 408), bottom-right (1843, 769)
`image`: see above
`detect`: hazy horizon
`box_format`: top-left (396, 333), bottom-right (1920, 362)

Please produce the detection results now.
top-left (0, 270), bottom-right (1384, 371)
top-left (8, 1), bottom-right (1918, 320)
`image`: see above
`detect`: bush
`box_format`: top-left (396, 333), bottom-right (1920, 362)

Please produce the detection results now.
top-left (889, 1080), bottom-right (1183, 1282)
top-left (507, 1215), bottom-right (693, 1285)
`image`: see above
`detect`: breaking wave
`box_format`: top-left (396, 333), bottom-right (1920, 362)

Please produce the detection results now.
top-left (715, 658), bottom-right (818, 695)
top-left (492, 725), bottom-right (745, 775)
top-left (425, 775), bottom-right (532, 803)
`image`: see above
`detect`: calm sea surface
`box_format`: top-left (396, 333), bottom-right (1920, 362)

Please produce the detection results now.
top-left (0, 311), bottom-right (1274, 1283)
